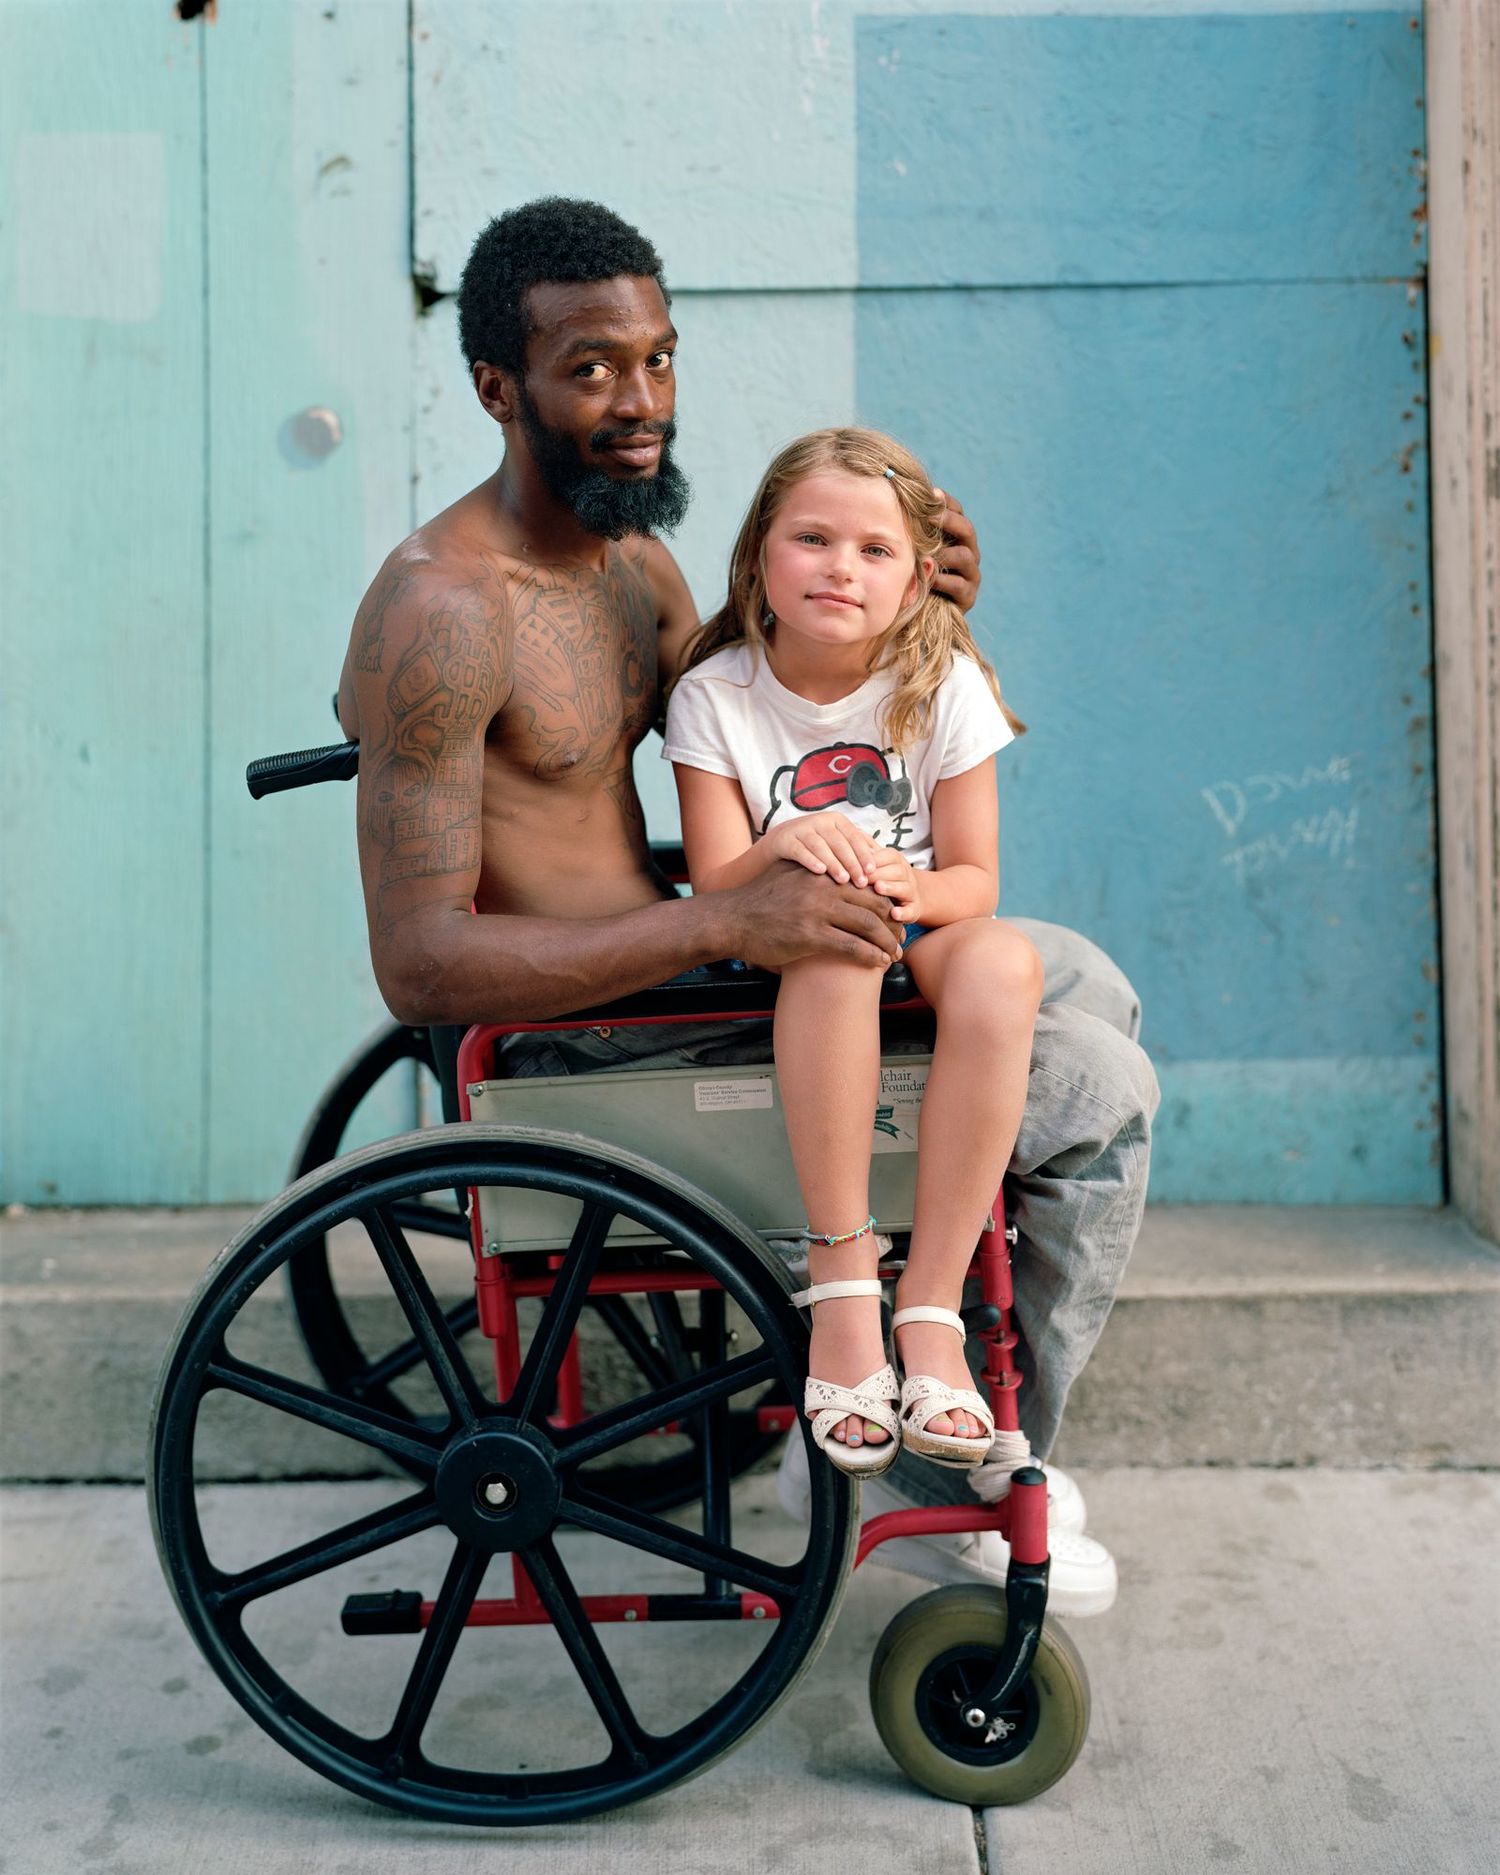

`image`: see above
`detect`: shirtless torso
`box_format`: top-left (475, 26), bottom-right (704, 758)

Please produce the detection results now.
top-left (334, 253), bottom-right (991, 1027)
top-left (337, 477), bottom-right (904, 1028)
top-left (339, 481), bottom-right (679, 923)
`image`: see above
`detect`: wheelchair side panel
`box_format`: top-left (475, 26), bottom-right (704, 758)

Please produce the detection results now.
top-left (469, 1057), bottom-right (932, 1252)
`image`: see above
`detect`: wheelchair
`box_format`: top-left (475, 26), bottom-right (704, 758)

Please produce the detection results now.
top-left (147, 737), bottom-right (1091, 1827)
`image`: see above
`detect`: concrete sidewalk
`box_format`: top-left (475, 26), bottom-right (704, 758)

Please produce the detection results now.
top-left (2, 1470), bottom-right (1496, 1875)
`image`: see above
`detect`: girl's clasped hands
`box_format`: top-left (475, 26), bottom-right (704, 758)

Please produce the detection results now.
top-left (762, 811), bottom-right (924, 923)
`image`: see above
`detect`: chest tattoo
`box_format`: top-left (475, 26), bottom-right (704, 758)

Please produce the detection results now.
top-left (509, 548), bottom-right (657, 780)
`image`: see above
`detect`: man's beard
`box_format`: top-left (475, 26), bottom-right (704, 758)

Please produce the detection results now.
top-left (516, 389), bottom-right (691, 542)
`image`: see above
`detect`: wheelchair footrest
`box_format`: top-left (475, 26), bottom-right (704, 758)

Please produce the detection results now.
top-left (341, 1590), bottom-right (423, 1635)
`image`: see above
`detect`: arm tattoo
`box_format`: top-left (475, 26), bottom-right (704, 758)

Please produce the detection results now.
top-left (353, 562), bottom-right (416, 674)
top-left (360, 576), bottom-right (507, 931)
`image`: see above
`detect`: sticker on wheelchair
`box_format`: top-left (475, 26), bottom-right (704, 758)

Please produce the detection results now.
top-left (873, 1061), bottom-right (926, 1153)
top-left (693, 1076), bottom-right (774, 1113)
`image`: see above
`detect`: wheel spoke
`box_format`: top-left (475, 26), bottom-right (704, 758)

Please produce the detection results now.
top-left (589, 1294), bottom-right (672, 1389)
top-left (382, 1541), bottom-right (489, 1766)
top-left (698, 1291), bottom-right (731, 1598)
top-left (506, 1204), bottom-right (612, 1426)
top-left (214, 1489), bottom-right (440, 1611)
top-left (351, 1296), bottom-right (481, 1400)
top-left (647, 1290), bottom-right (693, 1380)
top-left (522, 1539), bottom-right (651, 1770)
top-left (556, 1347), bottom-right (777, 1468)
top-left (362, 1206), bottom-right (486, 1428)
top-left (206, 1354), bottom-right (442, 1472)
top-left (559, 1483), bottom-right (799, 1604)
top-left (387, 1199), bottom-right (471, 1243)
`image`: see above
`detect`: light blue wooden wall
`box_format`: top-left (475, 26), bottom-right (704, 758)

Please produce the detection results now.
top-left (2, 0), bottom-right (411, 1204)
top-left (4, 4), bottom-right (209, 1203)
top-left (3, 0), bottom-right (1438, 1205)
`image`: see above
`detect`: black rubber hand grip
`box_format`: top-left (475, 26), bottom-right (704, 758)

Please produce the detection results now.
top-left (246, 740), bottom-right (359, 799)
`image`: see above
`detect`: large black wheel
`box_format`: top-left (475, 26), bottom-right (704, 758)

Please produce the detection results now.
top-left (150, 1126), bottom-right (856, 1825)
top-left (283, 1025), bottom-right (786, 1512)
top-left (869, 1584), bottom-right (1089, 1804)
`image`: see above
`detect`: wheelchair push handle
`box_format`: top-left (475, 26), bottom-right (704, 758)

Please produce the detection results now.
top-left (246, 740), bottom-right (360, 799)
top-left (244, 736), bottom-right (688, 880)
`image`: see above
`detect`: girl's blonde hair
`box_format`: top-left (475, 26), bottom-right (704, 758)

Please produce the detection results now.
top-left (682, 426), bottom-right (1023, 752)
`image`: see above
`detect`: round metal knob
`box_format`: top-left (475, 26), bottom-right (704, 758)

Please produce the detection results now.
top-left (279, 405), bottom-right (343, 466)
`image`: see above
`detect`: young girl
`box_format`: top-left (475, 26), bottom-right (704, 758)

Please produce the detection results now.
top-left (662, 428), bottom-right (1043, 1478)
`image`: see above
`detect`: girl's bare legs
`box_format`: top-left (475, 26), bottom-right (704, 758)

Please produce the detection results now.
top-left (775, 955), bottom-right (890, 1451)
top-left (899, 920), bottom-right (1044, 1437)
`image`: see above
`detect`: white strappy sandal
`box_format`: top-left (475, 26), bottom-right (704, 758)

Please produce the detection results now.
top-left (891, 1305), bottom-right (995, 1468)
top-left (789, 1278), bottom-right (901, 1479)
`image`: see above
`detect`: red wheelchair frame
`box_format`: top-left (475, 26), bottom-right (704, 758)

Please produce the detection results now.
top-left (411, 996), bottom-right (1051, 1640)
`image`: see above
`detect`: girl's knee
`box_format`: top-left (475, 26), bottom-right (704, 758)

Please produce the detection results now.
top-left (920, 924), bottom-right (1043, 1040)
top-left (997, 925), bottom-right (1046, 1001)
top-left (958, 921), bottom-right (1045, 1002)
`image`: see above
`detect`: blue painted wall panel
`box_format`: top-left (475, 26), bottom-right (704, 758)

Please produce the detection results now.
top-left (854, 10), bottom-right (1439, 1200)
top-left (857, 11), bottom-right (1426, 285)
top-left (856, 284), bottom-right (1436, 1057)
top-left (413, 0), bottom-right (858, 293)
top-left (1, 5), bottom-right (209, 1203)
top-left (203, 0), bottom-right (415, 1199)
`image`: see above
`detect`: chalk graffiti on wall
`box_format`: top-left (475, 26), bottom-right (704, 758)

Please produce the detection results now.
top-left (1201, 757), bottom-right (1359, 886)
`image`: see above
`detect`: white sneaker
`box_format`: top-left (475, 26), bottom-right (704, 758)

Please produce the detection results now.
top-left (867, 1499), bottom-right (1119, 1618)
top-left (774, 1439), bottom-right (1113, 1615)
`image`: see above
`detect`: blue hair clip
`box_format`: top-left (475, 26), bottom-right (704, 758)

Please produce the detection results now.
top-left (883, 466), bottom-right (896, 479)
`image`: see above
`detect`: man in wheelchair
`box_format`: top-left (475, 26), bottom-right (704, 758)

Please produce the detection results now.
top-left (335, 198), bottom-right (1159, 1616)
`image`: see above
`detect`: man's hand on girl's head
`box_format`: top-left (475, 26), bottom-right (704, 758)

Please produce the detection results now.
top-left (931, 488), bottom-right (981, 613)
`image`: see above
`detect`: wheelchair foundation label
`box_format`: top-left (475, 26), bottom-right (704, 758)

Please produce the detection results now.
top-left (693, 1077), bottom-right (774, 1112)
top-left (873, 1061), bottom-right (927, 1153)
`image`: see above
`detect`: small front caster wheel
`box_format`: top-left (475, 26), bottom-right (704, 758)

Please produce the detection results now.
top-left (869, 1584), bottom-right (1089, 1804)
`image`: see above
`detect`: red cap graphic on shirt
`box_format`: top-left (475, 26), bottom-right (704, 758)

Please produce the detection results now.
top-left (761, 742), bottom-right (914, 835)
top-left (790, 743), bottom-right (889, 810)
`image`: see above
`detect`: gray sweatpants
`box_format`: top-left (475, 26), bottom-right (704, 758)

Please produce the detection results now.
top-left (499, 919), bottom-right (1159, 1487)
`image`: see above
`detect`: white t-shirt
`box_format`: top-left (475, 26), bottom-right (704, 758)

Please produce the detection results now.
top-left (662, 642), bottom-right (1013, 871)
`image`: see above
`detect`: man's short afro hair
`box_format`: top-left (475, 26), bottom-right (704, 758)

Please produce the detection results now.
top-left (456, 197), bottom-right (669, 375)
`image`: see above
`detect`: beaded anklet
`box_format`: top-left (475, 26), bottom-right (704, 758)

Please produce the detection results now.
top-left (804, 1214), bottom-right (877, 1247)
